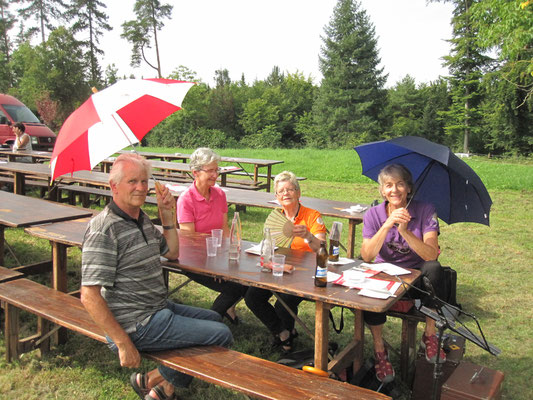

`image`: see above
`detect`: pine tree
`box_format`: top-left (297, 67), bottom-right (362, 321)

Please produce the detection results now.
top-left (121, 0), bottom-right (172, 78)
top-left (313, 0), bottom-right (387, 148)
top-left (66, 0), bottom-right (112, 88)
top-left (16, 0), bottom-right (67, 44)
top-left (433, 0), bottom-right (493, 153)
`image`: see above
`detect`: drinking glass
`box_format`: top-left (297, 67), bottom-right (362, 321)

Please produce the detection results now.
top-left (272, 254), bottom-right (286, 277)
top-left (211, 229), bottom-right (223, 247)
top-left (206, 237), bottom-right (217, 257)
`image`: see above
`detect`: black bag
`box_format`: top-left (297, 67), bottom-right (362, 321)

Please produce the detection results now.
top-left (441, 266), bottom-right (461, 309)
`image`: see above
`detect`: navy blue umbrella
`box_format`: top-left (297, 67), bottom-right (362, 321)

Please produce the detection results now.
top-left (354, 136), bottom-right (492, 226)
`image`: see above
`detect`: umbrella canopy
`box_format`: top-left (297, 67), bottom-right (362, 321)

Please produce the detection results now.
top-left (51, 78), bottom-right (194, 181)
top-left (354, 136), bottom-right (492, 226)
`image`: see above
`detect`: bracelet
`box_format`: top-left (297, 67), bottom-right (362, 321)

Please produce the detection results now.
top-left (162, 225), bottom-right (175, 230)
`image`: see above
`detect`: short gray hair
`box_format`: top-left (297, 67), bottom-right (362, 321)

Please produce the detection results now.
top-left (274, 171), bottom-right (300, 193)
top-left (377, 164), bottom-right (414, 197)
top-left (109, 153), bottom-right (151, 185)
top-left (189, 147), bottom-right (221, 171)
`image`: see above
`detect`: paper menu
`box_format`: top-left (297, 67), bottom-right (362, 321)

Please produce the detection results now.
top-left (360, 262), bottom-right (411, 276)
top-left (328, 270), bottom-right (401, 299)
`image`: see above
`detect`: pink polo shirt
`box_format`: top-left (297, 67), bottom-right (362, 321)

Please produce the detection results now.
top-left (177, 182), bottom-right (228, 234)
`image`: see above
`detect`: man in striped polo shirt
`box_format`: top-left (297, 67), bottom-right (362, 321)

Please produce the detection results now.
top-left (81, 153), bottom-right (233, 400)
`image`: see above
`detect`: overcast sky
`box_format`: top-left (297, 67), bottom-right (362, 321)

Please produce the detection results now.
top-left (100, 0), bottom-right (454, 88)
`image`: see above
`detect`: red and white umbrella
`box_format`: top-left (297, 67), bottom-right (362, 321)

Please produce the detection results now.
top-left (50, 78), bottom-right (195, 181)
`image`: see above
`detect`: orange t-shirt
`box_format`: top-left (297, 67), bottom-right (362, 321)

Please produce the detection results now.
top-left (283, 204), bottom-right (326, 252)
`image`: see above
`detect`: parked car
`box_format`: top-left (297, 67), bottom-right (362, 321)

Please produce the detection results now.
top-left (0, 94), bottom-right (56, 151)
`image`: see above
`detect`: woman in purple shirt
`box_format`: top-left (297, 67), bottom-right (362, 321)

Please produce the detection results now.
top-left (361, 164), bottom-right (446, 383)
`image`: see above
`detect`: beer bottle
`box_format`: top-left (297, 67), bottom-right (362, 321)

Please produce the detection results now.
top-left (315, 240), bottom-right (328, 287)
top-left (328, 221), bottom-right (342, 262)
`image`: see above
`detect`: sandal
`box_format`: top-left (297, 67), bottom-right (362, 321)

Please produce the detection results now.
top-left (145, 384), bottom-right (176, 400)
top-left (130, 372), bottom-right (149, 400)
top-left (273, 330), bottom-right (298, 353)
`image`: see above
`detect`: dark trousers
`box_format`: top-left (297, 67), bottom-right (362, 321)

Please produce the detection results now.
top-left (186, 272), bottom-right (248, 317)
top-left (244, 287), bottom-right (304, 335)
top-left (364, 260), bottom-right (444, 326)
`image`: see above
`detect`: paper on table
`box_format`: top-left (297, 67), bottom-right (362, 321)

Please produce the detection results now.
top-left (244, 242), bottom-right (279, 256)
top-left (267, 199), bottom-right (281, 205)
top-left (165, 184), bottom-right (189, 193)
top-left (360, 262), bottom-right (411, 276)
top-left (340, 205), bottom-right (368, 213)
top-left (332, 271), bottom-right (401, 299)
top-left (327, 257), bottom-right (356, 266)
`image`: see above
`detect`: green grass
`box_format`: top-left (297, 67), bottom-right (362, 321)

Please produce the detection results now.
top-left (1, 148), bottom-right (532, 399)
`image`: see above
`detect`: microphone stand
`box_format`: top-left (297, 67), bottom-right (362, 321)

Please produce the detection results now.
top-left (394, 275), bottom-right (501, 400)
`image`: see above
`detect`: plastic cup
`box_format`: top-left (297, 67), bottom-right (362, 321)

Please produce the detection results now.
top-left (211, 229), bottom-right (223, 247)
top-left (206, 237), bottom-right (217, 257)
top-left (272, 254), bottom-right (286, 277)
top-left (229, 242), bottom-right (239, 260)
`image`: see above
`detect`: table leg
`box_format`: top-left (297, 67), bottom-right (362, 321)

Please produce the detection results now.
top-left (266, 165), bottom-right (271, 192)
top-left (314, 301), bottom-right (330, 371)
top-left (347, 221), bottom-right (356, 259)
top-left (13, 171), bottom-right (24, 195)
top-left (51, 241), bottom-right (68, 344)
top-left (0, 225), bottom-right (4, 266)
top-left (352, 309), bottom-right (364, 374)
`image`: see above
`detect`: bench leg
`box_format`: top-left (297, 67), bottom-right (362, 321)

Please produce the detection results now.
top-left (4, 303), bottom-right (20, 362)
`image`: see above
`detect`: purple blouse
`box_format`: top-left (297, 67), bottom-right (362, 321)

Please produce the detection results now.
top-left (362, 200), bottom-right (439, 268)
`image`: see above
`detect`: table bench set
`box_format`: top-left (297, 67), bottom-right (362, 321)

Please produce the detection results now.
top-left (0, 160), bottom-right (398, 398)
top-left (0, 204), bottom-right (395, 399)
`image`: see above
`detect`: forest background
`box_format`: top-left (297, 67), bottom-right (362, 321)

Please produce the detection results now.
top-left (0, 0), bottom-right (532, 156)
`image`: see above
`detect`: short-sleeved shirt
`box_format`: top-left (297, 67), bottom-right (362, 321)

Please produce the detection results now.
top-left (362, 200), bottom-right (439, 268)
top-left (177, 182), bottom-right (228, 234)
top-left (81, 201), bottom-right (169, 333)
top-left (283, 204), bottom-right (327, 252)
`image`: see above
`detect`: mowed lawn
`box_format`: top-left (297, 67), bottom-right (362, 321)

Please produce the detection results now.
top-left (0, 148), bottom-right (531, 400)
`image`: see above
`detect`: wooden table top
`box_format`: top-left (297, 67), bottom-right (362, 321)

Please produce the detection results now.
top-left (118, 150), bottom-right (284, 167)
top-left (0, 266), bottom-right (24, 283)
top-left (0, 191), bottom-right (93, 227)
top-left (164, 231), bottom-right (420, 313)
top-left (0, 149), bottom-right (52, 159)
top-left (102, 158), bottom-right (242, 175)
top-left (26, 218), bottom-right (418, 313)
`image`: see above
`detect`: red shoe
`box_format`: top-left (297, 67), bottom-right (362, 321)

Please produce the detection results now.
top-left (421, 333), bottom-right (446, 364)
top-left (374, 349), bottom-right (395, 383)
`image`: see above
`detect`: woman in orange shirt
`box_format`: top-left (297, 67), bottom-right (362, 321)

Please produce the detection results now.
top-left (244, 171), bottom-right (326, 352)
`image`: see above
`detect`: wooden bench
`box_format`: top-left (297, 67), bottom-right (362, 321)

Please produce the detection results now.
top-left (57, 184), bottom-right (158, 207)
top-left (0, 275), bottom-right (389, 400)
top-left (231, 171), bottom-right (307, 182)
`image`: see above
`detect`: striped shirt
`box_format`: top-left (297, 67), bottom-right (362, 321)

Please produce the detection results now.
top-left (81, 201), bottom-right (169, 333)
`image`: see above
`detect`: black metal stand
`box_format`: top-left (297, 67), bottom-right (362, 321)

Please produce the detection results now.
top-left (414, 277), bottom-right (501, 400)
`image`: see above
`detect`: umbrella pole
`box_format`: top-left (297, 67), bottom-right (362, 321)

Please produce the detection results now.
top-left (406, 160), bottom-right (436, 210)
top-left (112, 114), bottom-right (177, 228)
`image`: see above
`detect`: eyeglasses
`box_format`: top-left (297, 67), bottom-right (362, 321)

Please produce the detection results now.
top-left (386, 241), bottom-right (410, 254)
top-left (276, 188), bottom-right (297, 195)
top-left (199, 168), bottom-right (220, 175)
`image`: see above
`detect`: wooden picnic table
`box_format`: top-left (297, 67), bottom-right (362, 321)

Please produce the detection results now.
top-left (118, 150), bottom-right (284, 192)
top-left (0, 149), bottom-right (52, 162)
top-left (100, 158), bottom-right (242, 187)
top-left (0, 191), bottom-right (93, 267)
top-left (24, 221), bottom-right (420, 376)
top-left (166, 184), bottom-right (367, 258)
top-left (0, 161), bottom-right (241, 196)
top-left (0, 162), bottom-right (367, 257)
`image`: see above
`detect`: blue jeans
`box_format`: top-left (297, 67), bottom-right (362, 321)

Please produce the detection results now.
top-left (108, 300), bottom-right (233, 388)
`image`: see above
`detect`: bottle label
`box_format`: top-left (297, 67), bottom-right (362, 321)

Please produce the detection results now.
top-left (331, 246), bottom-right (339, 256)
top-left (316, 266), bottom-right (327, 278)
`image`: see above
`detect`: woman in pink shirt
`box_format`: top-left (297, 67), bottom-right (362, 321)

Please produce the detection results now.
top-left (177, 148), bottom-right (247, 324)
